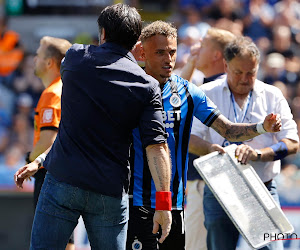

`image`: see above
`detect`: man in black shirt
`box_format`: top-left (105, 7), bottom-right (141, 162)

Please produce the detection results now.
top-left (15, 4), bottom-right (172, 249)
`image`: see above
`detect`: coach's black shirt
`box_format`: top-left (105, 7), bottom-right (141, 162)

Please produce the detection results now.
top-left (44, 42), bottom-right (167, 197)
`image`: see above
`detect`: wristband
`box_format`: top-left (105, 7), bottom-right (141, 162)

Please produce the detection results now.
top-left (256, 122), bottom-right (267, 134)
top-left (255, 149), bottom-right (262, 161)
top-left (25, 151), bottom-right (31, 164)
top-left (35, 153), bottom-right (47, 169)
top-left (156, 191), bottom-right (172, 211)
top-left (270, 141), bottom-right (288, 161)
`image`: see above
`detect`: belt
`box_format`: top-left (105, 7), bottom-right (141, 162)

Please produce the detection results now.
top-left (264, 179), bottom-right (273, 187)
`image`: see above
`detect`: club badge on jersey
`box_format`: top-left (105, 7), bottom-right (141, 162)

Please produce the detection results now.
top-left (170, 93), bottom-right (181, 108)
top-left (169, 79), bottom-right (182, 108)
top-left (132, 239), bottom-right (142, 250)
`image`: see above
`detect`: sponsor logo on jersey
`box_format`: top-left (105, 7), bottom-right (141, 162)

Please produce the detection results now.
top-left (162, 110), bottom-right (181, 128)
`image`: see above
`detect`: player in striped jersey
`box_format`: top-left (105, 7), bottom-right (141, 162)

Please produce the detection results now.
top-left (126, 21), bottom-right (281, 250)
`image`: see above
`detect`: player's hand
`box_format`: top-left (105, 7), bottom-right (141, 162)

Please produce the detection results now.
top-left (209, 143), bottom-right (226, 154)
top-left (14, 161), bottom-right (39, 189)
top-left (235, 144), bottom-right (257, 164)
top-left (263, 113), bottom-right (281, 132)
top-left (153, 210), bottom-right (172, 243)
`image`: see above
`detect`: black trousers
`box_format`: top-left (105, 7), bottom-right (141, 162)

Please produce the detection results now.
top-left (126, 200), bottom-right (185, 250)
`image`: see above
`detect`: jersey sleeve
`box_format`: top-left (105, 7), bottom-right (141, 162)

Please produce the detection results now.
top-left (39, 92), bottom-right (61, 130)
top-left (138, 82), bottom-right (167, 147)
top-left (188, 82), bottom-right (220, 127)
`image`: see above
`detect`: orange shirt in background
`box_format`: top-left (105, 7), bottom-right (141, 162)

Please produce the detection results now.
top-left (33, 77), bottom-right (62, 146)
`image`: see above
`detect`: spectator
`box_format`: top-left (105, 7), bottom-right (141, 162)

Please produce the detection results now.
top-left (243, 0), bottom-right (275, 41)
top-left (263, 52), bottom-right (286, 85)
top-left (0, 15), bottom-right (24, 86)
top-left (8, 113), bottom-right (33, 154)
top-left (0, 144), bottom-right (28, 189)
top-left (274, 0), bottom-right (300, 40)
top-left (12, 54), bottom-right (44, 107)
top-left (0, 100), bottom-right (11, 155)
top-left (178, 8), bottom-right (210, 42)
top-left (208, 0), bottom-right (244, 23)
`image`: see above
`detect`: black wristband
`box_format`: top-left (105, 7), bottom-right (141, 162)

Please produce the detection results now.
top-left (25, 151), bottom-right (31, 164)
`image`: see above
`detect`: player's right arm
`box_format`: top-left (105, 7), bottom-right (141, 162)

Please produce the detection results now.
top-left (139, 79), bottom-right (172, 243)
top-left (210, 113), bottom-right (281, 142)
top-left (146, 142), bottom-right (172, 244)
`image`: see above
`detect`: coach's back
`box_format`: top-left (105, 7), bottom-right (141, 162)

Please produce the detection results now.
top-left (44, 42), bottom-right (166, 197)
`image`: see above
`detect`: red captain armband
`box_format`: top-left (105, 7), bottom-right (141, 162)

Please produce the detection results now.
top-left (155, 191), bottom-right (172, 211)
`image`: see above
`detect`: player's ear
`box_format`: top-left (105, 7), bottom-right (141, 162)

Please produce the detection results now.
top-left (131, 41), bottom-right (144, 62)
top-left (140, 44), bottom-right (146, 60)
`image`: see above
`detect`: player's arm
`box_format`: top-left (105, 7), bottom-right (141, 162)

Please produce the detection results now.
top-left (210, 113), bottom-right (281, 142)
top-left (140, 80), bottom-right (172, 243)
top-left (146, 142), bottom-right (171, 192)
top-left (28, 129), bottom-right (57, 162)
top-left (146, 142), bottom-right (172, 244)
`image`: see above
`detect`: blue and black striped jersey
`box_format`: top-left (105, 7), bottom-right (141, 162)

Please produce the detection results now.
top-left (130, 74), bottom-right (220, 210)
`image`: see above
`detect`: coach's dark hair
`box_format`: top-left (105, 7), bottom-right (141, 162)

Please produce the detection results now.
top-left (224, 36), bottom-right (260, 63)
top-left (97, 3), bottom-right (142, 51)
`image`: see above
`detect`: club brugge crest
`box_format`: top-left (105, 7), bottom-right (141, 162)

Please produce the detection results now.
top-left (170, 93), bottom-right (181, 108)
top-left (132, 239), bottom-right (142, 250)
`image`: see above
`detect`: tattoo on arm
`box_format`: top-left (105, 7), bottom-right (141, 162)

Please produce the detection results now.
top-left (152, 156), bottom-right (164, 190)
top-left (146, 143), bottom-right (171, 191)
top-left (212, 115), bottom-right (258, 142)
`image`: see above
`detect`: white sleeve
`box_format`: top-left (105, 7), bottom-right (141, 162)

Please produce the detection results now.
top-left (275, 94), bottom-right (299, 142)
top-left (191, 117), bottom-right (209, 139)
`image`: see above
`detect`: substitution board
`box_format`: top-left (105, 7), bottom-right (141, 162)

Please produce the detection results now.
top-left (193, 144), bottom-right (293, 249)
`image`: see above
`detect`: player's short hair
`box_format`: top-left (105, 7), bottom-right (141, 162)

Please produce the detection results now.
top-left (140, 21), bottom-right (177, 43)
top-left (97, 3), bottom-right (142, 51)
top-left (206, 28), bottom-right (236, 56)
top-left (224, 36), bottom-right (260, 63)
top-left (40, 36), bottom-right (72, 68)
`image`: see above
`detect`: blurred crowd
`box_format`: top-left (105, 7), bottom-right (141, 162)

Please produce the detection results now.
top-left (1, 0), bottom-right (300, 200)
